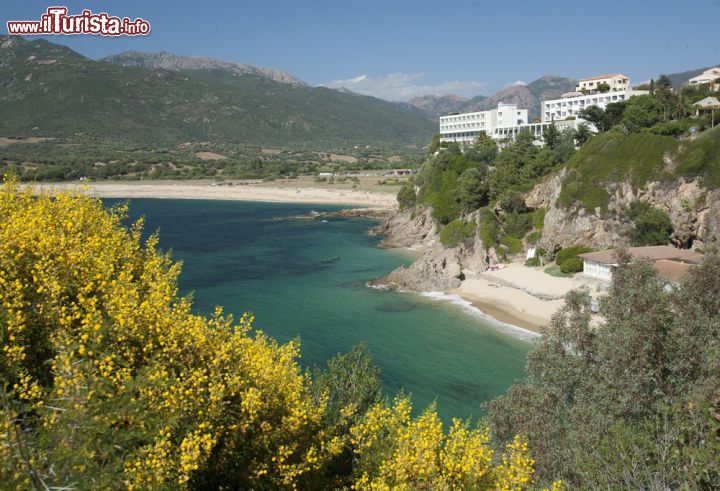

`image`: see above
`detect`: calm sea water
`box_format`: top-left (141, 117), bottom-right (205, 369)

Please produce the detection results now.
top-left (109, 198), bottom-right (531, 422)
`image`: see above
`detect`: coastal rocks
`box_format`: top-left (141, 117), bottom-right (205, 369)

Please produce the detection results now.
top-left (371, 243), bottom-right (465, 291)
top-left (370, 209), bottom-right (493, 292)
top-left (323, 207), bottom-right (396, 220)
top-left (374, 207), bottom-right (438, 248)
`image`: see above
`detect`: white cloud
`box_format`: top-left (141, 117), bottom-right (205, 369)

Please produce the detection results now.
top-left (323, 73), bottom-right (486, 101)
top-left (508, 80), bottom-right (527, 87)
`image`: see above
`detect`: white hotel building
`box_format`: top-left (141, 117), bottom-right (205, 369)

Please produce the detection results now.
top-left (439, 102), bottom-right (528, 144)
top-left (541, 89), bottom-right (648, 123)
top-left (439, 102), bottom-right (579, 144)
top-left (439, 74), bottom-right (649, 145)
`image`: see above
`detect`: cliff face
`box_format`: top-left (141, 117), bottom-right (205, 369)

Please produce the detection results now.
top-left (530, 173), bottom-right (720, 251)
top-left (376, 173), bottom-right (720, 293)
top-left (371, 209), bottom-right (496, 291)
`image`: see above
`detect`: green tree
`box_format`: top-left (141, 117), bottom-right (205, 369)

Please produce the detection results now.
top-left (574, 122), bottom-right (592, 145)
top-left (456, 167), bottom-right (489, 212)
top-left (596, 82), bottom-right (611, 93)
top-left (427, 133), bottom-right (441, 155)
top-left (622, 95), bottom-right (662, 132)
top-left (543, 122), bottom-right (560, 149)
top-left (489, 252), bottom-right (720, 487)
top-left (625, 201), bottom-right (673, 246)
top-left (397, 182), bottom-right (416, 209)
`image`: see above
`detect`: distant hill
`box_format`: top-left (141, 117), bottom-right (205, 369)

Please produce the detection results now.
top-left (663, 64), bottom-right (720, 87)
top-left (409, 75), bottom-right (576, 120)
top-left (101, 50), bottom-right (307, 86)
top-left (407, 94), bottom-right (475, 119)
top-left (0, 36), bottom-right (435, 147)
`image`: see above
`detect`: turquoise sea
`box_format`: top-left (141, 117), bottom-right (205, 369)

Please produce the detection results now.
top-left (110, 198), bottom-right (531, 422)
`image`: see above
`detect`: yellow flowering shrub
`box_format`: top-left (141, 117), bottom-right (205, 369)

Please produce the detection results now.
top-left (0, 180), bottom-right (334, 489)
top-left (348, 396), bottom-right (560, 490)
top-left (0, 179), bottom-right (557, 490)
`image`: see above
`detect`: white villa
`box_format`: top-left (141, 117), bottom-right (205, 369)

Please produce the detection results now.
top-left (688, 67), bottom-right (720, 87)
top-left (575, 73), bottom-right (630, 93)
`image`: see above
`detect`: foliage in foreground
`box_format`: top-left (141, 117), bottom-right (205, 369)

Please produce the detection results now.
top-left (489, 252), bottom-right (720, 489)
top-left (0, 181), bottom-right (555, 490)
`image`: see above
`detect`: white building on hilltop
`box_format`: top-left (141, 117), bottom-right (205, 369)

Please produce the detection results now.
top-left (439, 102), bottom-right (528, 143)
top-left (575, 73), bottom-right (630, 93)
top-left (689, 67), bottom-right (720, 87)
top-left (541, 89), bottom-right (648, 123)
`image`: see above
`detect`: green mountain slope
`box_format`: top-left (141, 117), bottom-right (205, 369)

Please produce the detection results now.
top-left (0, 36), bottom-right (435, 147)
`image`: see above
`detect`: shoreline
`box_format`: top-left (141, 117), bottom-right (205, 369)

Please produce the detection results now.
top-left (28, 181), bottom-right (399, 208)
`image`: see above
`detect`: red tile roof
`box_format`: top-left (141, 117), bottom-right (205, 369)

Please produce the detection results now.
top-left (579, 246), bottom-right (703, 265)
top-left (578, 74), bottom-right (628, 82)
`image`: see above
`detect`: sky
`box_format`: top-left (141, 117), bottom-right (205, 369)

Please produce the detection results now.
top-left (3, 0), bottom-right (720, 101)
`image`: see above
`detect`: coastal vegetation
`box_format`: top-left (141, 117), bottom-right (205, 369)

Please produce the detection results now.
top-left (489, 253), bottom-right (720, 488)
top-left (0, 180), bottom-right (556, 490)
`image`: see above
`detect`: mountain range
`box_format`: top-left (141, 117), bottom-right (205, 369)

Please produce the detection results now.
top-left (408, 76), bottom-right (577, 120)
top-left (101, 50), bottom-right (307, 86)
top-left (0, 36), bottom-right (434, 148)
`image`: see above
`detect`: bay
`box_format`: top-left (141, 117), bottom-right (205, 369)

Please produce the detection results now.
top-left (111, 198), bottom-right (531, 422)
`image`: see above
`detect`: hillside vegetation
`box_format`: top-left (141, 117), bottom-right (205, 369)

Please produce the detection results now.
top-left (0, 36), bottom-right (434, 148)
top-left (558, 123), bottom-right (720, 213)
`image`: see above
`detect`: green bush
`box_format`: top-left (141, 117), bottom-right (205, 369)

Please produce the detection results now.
top-left (555, 246), bottom-right (593, 264)
top-left (479, 211), bottom-right (499, 248)
top-left (500, 235), bottom-right (523, 254)
top-left (544, 265), bottom-right (573, 277)
top-left (559, 256), bottom-right (583, 273)
top-left (396, 182), bottom-right (416, 209)
top-left (439, 219), bottom-right (476, 248)
top-left (525, 257), bottom-right (541, 267)
top-left (526, 230), bottom-right (542, 245)
top-left (631, 208), bottom-right (673, 246)
top-left (531, 208), bottom-right (546, 229)
top-left (503, 212), bottom-right (533, 239)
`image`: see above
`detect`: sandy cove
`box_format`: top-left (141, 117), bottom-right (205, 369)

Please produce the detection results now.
top-left (450, 263), bottom-right (606, 334)
top-left (30, 181), bottom-right (399, 208)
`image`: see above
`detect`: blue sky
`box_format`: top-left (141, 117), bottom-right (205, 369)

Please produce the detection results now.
top-left (4, 0), bottom-right (720, 100)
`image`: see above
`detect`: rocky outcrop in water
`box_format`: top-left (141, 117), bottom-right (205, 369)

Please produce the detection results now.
top-left (370, 209), bottom-right (495, 291)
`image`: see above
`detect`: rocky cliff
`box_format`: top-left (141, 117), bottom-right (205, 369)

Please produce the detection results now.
top-left (529, 172), bottom-right (720, 252)
top-left (375, 172), bottom-right (720, 293)
top-left (370, 209), bottom-right (497, 291)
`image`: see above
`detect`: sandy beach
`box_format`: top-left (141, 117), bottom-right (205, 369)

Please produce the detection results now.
top-left (451, 264), bottom-right (606, 333)
top-left (30, 181), bottom-right (399, 208)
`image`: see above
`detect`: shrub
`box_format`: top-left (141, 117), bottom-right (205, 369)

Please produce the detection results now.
top-left (439, 219), bottom-right (476, 248)
top-left (526, 230), bottom-right (542, 245)
top-left (625, 201), bottom-right (673, 246)
top-left (531, 208), bottom-right (546, 229)
top-left (503, 212), bottom-right (533, 239)
top-left (397, 182), bottom-right (416, 209)
top-left (499, 191), bottom-right (528, 214)
top-left (559, 256), bottom-right (583, 273)
top-left (479, 211), bottom-right (500, 248)
top-left (500, 235), bottom-right (524, 255)
top-left (525, 257), bottom-right (541, 267)
top-left (555, 245), bottom-right (593, 264)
